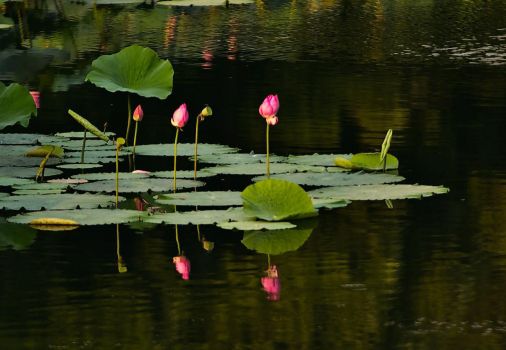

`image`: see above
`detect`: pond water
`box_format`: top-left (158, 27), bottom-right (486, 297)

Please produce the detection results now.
top-left (1, 0), bottom-right (506, 349)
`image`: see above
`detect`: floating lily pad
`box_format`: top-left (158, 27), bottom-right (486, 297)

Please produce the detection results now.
top-left (312, 198), bottom-right (350, 209)
top-left (85, 45), bottom-right (174, 99)
top-left (286, 154), bottom-right (352, 167)
top-left (203, 163), bottom-right (326, 176)
top-left (42, 139), bottom-right (108, 148)
top-left (0, 193), bottom-right (124, 210)
top-left (334, 153), bottom-right (399, 171)
top-left (218, 221), bottom-right (296, 231)
top-left (241, 225), bottom-right (314, 255)
top-left (0, 145), bottom-right (36, 156)
top-left (253, 172), bottom-right (405, 187)
top-left (62, 157), bottom-right (122, 164)
top-left (13, 189), bottom-right (65, 195)
top-left (8, 209), bottom-right (145, 226)
top-left (47, 178), bottom-right (88, 185)
top-left (158, 0), bottom-right (254, 6)
top-left (0, 193), bottom-right (8, 199)
top-left (13, 182), bottom-right (71, 191)
top-left (75, 178), bottom-right (204, 193)
top-left (0, 156), bottom-right (61, 167)
top-left (65, 149), bottom-right (130, 158)
top-left (0, 24), bottom-right (13, 30)
top-left (194, 153), bottom-right (286, 165)
top-left (0, 221), bottom-right (37, 251)
top-left (144, 207), bottom-right (253, 225)
top-left (70, 172), bottom-right (149, 181)
top-left (0, 133), bottom-right (45, 145)
top-left (57, 163), bottom-right (103, 170)
top-left (308, 184), bottom-right (450, 201)
top-left (156, 191), bottom-right (243, 207)
top-left (150, 170), bottom-right (217, 179)
top-left (0, 167), bottom-right (62, 178)
top-left (0, 177), bottom-right (33, 186)
top-left (127, 143), bottom-right (239, 157)
top-left (0, 82), bottom-right (37, 130)
top-left (55, 131), bottom-right (116, 139)
top-left (241, 179), bottom-right (318, 221)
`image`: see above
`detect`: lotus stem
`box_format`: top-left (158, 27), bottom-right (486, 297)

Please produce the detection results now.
top-left (267, 254), bottom-right (271, 269)
top-left (193, 116), bottom-right (200, 180)
top-left (173, 128), bottom-right (180, 192)
top-left (125, 95), bottom-right (132, 145)
top-left (266, 123), bottom-right (270, 178)
top-left (36, 147), bottom-right (54, 182)
top-left (115, 145), bottom-right (119, 208)
top-left (80, 129), bottom-right (87, 164)
top-left (133, 121), bottom-right (139, 156)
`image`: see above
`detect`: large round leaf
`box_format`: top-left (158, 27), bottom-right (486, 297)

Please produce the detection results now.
top-left (0, 82), bottom-right (37, 130)
top-left (241, 179), bottom-right (317, 221)
top-left (85, 45), bottom-right (174, 99)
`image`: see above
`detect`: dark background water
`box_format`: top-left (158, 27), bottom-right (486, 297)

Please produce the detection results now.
top-left (1, 0), bottom-right (506, 349)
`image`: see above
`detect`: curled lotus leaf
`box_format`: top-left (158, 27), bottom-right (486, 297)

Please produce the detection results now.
top-left (334, 153), bottom-right (399, 171)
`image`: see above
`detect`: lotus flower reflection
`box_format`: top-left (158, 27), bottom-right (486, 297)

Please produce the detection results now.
top-left (261, 265), bottom-right (280, 301)
top-left (173, 255), bottom-right (191, 280)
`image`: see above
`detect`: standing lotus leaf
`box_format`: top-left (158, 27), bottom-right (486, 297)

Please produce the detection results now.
top-left (0, 82), bottom-right (37, 130)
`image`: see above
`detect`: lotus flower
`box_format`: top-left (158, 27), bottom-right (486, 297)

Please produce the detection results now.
top-left (266, 116), bottom-right (278, 126)
top-left (261, 265), bottom-right (280, 301)
top-left (173, 255), bottom-right (191, 280)
top-left (171, 103), bottom-right (189, 128)
top-left (132, 105), bottom-right (143, 122)
top-left (30, 91), bottom-right (40, 109)
top-left (258, 94), bottom-right (279, 119)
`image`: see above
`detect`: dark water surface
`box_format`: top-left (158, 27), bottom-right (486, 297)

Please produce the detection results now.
top-left (1, 0), bottom-right (506, 349)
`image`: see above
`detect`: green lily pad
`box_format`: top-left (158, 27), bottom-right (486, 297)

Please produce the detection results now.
top-left (0, 82), bottom-right (37, 130)
top-left (0, 193), bottom-right (8, 198)
top-left (55, 131), bottom-right (116, 139)
top-left (144, 207), bottom-right (252, 225)
top-left (241, 225), bottom-right (314, 255)
top-left (85, 45), bottom-right (174, 99)
top-left (0, 24), bottom-right (13, 30)
top-left (13, 189), bottom-right (65, 195)
top-left (127, 143), bottom-right (238, 157)
top-left (0, 145), bottom-right (36, 156)
top-left (334, 153), bottom-right (399, 171)
top-left (75, 178), bottom-right (204, 193)
top-left (150, 170), bottom-right (217, 179)
top-left (203, 163), bottom-right (326, 176)
top-left (312, 198), bottom-right (350, 209)
top-left (0, 133), bottom-right (45, 145)
top-left (308, 184), bottom-right (450, 201)
top-left (0, 221), bottom-right (37, 251)
top-left (8, 209), bottom-right (144, 226)
top-left (218, 221), bottom-right (296, 231)
top-left (0, 177), bottom-right (34, 186)
top-left (65, 149), bottom-right (130, 158)
top-left (12, 182), bottom-right (71, 195)
top-left (241, 179), bottom-right (318, 221)
top-left (158, 0), bottom-right (254, 6)
top-left (194, 153), bottom-right (286, 165)
top-left (286, 154), bottom-right (352, 167)
top-left (0, 193), bottom-right (124, 210)
top-left (0, 167), bottom-right (62, 178)
top-left (42, 139), bottom-right (108, 148)
top-left (0, 156), bottom-right (61, 167)
top-left (57, 163), bottom-right (104, 170)
top-left (156, 191), bottom-right (243, 207)
top-left (253, 172), bottom-right (405, 187)
top-left (62, 157), bottom-right (122, 164)
top-left (70, 172), bottom-right (149, 181)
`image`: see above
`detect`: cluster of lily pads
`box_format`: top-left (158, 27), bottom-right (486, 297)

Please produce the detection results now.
top-left (0, 44), bottom-right (449, 257)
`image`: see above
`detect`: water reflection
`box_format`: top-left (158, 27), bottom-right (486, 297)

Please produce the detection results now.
top-left (116, 224), bottom-right (127, 273)
top-left (261, 257), bottom-right (280, 301)
top-left (172, 224), bottom-right (190, 280)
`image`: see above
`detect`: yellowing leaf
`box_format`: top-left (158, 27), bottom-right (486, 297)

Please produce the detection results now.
top-left (29, 218), bottom-right (80, 226)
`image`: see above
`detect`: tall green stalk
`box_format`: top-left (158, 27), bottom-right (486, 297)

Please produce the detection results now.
top-left (193, 117), bottom-right (200, 180)
top-left (80, 130), bottom-right (87, 164)
top-left (125, 95), bottom-right (132, 145)
top-left (133, 121), bottom-right (139, 155)
top-left (266, 123), bottom-right (270, 178)
top-left (173, 128), bottom-right (180, 192)
top-left (115, 137), bottom-right (125, 208)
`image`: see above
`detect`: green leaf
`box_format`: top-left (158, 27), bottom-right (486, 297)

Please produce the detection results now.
top-left (62, 157), bottom-right (122, 164)
top-left (56, 163), bottom-right (104, 170)
top-left (156, 191), bottom-right (243, 207)
top-left (26, 145), bottom-right (64, 158)
top-left (286, 154), bottom-right (352, 167)
top-left (0, 193), bottom-right (124, 211)
top-left (195, 153), bottom-right (286, 165)
top-left (253, 172), bottom-right (404, 187)
top-left (67, 109), bottom-right (110, 142)
top-left (0, 156), bottom-right (61, 167)
top-left (309, 184), bottom-right (450, 201)
top-left (203, 163), bottom-right (326, 176)
top-left (55, 131), bottom-right (116, 139)
top-left (218, 221), bottom-right (296, 231)
top-left (144, 207), bottom-right (253, 225)
top-left (380, 129), bottom-right (393, 162)
top-left (85, 45), bottom-right (174, 99)
top-left (0, 177), bottom-right (33, 186)
top-left (75, 178), bottom-right (204, 193)
top-left (0, 221), bottom-right (36, 251)
top-left (241, 179), bottom-right (317, 221)
top-left (334, 153), bottom-right (399, 171)
top-left (0, 82), bottom-right (37, 130)
top-left (0, 133), bottom-right (45, 145)
top-left (8, 209), bottom-right (145, 226)
top-left (127, 143), bottom-right (238, 157)
top-left (150, 170), bottom-right (217, 179)
top-left (0, 167), bottom-right (62, 178)
top-left (241, 224), bottom-right (315, 255)
top-left (70, 172), bottom-right (149, 181)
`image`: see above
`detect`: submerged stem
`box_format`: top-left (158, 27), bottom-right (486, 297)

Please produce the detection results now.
top-left (194, 117), bottom-right (200, 180)
top-left (173, 128), bottom-right (180, 193)
top-left (266, 123), bottom-right (270, 178)
top-left (125, 95), bottom-right (131, 145)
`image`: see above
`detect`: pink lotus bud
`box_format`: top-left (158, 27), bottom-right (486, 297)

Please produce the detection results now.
top-left (261, 265), bottom-right (280, 301)
top-left (258, 94), bottom-right (279, 119)
top-left (266, 116), bottom-right (278, 126)
top-left (132, 104), bottom-right (143, 122)
top-left (30, 91), bottom-right (40, 109)
top-left (134, 197), bottom-right (145, 211)
top-left (171, 103), bottom-right (189, 128)
top-left (173, 255), bottom-right (191, 280)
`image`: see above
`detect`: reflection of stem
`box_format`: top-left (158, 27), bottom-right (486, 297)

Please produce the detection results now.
top-left (16, 7), bottom-right (24, 44)
top-left (173, 128), bottom-right (179, 193)
top-left (116, 224), bottom-right (127, 273)
top-left (266, 123), bottom-right (270, 178)
top-left (267, 254), bottom-right (271, 269)
top-left (175, 224), bottom-right (181, 256)
top-left (115, 144), bottom-right (120, 207)
top-left (125, 95), bottom-right (132, 145)
top-left (133, 121), bottom-right (139, 156)
top-left (80, 130), bottom-right (87, 164)
top-left (197, 224), bottom-right (201, 242)
top-left (193, 117), bottom-right (200, 180)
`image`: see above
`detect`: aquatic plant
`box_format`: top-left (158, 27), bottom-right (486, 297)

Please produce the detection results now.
top-left (132, 104), bottom-right (143, 156)
top-left (171, 103), bottom-right (189, 192)
top-left (85, 45), bottom-right (174, 145)
top-left (194, 105), bottom-right (213, 180)
top-left (26, 145), bottom-right (64, 182)
top-left (115, 137), bottom-right (126, 207)
top-left (29, 91), bottom-right (40, 109)
top-left (258, 94), bottom-right (279, 178)
top-left (0, 82), bottom-right (37, 130)
top-left (261, 264), bottom-right (280, 301)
